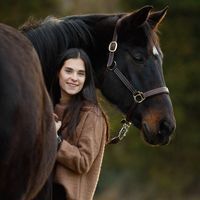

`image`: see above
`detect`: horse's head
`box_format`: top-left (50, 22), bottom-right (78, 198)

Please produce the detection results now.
top-left (99, 6), bottom-right (176, 146)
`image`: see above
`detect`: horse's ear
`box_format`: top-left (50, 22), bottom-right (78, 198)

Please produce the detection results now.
top-left (119, 5), bottom-right (153, 28)
top-left (148, 6), bottom-right (168, 29)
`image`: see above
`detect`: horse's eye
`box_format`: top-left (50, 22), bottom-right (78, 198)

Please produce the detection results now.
top-left (133, 53), bottom-right (144, 63)
top-left (126, 48), bottom-right (145, 64)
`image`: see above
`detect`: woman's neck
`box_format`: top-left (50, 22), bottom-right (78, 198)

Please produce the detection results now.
top-left (59, 91), bottom-right (71, 105)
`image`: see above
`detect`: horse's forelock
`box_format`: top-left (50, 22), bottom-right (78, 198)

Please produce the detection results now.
top-left (143, 21), bottom-right (160, 50)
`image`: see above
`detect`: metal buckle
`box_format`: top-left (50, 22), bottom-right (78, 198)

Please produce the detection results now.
top-left (107, 61), bottom-right (116, 71)
top-left (118, 120), bottom-right (132, 140)
top-left (109, 119), bottom-right (131, 144)
top-left (133, 91), bottom-right (145, 103)
top-left (108, 41), bottom-right (118, 52)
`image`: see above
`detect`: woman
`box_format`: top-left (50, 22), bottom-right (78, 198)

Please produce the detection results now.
top-left (51, 48), bottom-right (109, 200)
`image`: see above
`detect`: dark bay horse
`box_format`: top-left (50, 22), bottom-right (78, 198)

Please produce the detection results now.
top-left (21, 5), bottom-right (176, 146)
top-left (0, 23), bottom-right (57, 200)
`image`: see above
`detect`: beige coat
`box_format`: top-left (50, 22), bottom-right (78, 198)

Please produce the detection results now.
top-left (54, 103), bottom-right (108, 200)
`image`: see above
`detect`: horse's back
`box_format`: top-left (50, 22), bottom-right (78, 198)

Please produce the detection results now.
top-left (0, 23), bottom-right (57, 200)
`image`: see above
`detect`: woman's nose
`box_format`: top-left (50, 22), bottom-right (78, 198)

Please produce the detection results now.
top-left (71, 72), bottom-right (78, 81)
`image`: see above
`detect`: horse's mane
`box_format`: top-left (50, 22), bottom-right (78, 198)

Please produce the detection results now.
top-left (19, 16), bottom-right (43, 32)
top-left (20, 15), bottom-right (95, 46)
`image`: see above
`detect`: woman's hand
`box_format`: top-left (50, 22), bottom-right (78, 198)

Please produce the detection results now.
top-left (53, 113), bottom-right (63, 149)
top-left (53, 113), bottom-right (62, 132)
top-left (55, 121), bottom-right (62, 132)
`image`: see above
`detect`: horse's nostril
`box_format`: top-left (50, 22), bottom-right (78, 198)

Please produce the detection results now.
top-left (159, 120), bottom-right (174, 136)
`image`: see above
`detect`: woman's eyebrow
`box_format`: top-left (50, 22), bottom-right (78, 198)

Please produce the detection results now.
top-left (78, 69), bottom-right (85, 72)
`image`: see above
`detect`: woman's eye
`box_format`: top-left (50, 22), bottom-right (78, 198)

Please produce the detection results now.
top-left (65, 69), bottom-right (72, 73)
top-left (78, 72), bottom-right (85, 76)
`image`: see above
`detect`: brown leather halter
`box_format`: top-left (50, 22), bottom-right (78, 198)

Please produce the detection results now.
top-left (107, 19), bottom-right (169, 144)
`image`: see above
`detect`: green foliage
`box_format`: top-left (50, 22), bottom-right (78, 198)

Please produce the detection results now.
top-left (0, 0), bottom-right (62, 27)
top-left (119, 0), bottom-right (200, 11)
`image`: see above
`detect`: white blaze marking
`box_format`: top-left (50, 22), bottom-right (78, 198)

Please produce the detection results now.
top-left (153, 46), bottom-right (159, 56)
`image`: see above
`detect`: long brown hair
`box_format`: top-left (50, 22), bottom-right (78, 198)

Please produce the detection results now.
top-left (51, 48), bottom-right (98, 138)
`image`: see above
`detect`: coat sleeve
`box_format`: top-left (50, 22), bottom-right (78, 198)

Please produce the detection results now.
top-left (56, 110), bottom-right (107, 174)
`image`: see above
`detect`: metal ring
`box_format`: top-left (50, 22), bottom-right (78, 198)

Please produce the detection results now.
top-left (133, 91), bottom-right (145, 103)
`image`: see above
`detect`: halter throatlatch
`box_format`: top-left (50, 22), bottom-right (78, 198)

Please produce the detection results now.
top-left (107, 19), bottom-right (169, 144)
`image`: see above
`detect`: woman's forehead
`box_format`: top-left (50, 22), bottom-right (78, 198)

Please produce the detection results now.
top-left (63, 58), bottom-right (85, 71)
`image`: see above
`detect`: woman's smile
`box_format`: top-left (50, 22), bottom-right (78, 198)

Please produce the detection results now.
top-left (66, 82), bottom-right (79, 87)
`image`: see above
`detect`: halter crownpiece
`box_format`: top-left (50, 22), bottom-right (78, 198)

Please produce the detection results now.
top-left (107, 19), bottom-right (169, 144)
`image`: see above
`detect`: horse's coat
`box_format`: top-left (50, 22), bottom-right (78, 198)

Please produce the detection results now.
top-left (0, 23), bottom-right (57, 200)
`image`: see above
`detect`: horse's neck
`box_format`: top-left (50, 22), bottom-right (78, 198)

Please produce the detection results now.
top-left (76, 14), bottom-right (119, 80)
top-left (66, 14), bottom-right (118, 49)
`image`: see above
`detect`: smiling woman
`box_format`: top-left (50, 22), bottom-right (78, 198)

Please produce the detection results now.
top-left (59, 58), bottom-right (86, 97)
top-left (50, 48), bottom-right (109, 200)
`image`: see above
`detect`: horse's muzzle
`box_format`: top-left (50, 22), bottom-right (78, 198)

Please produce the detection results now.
top-left (142, 119), bottom-right (176, 146)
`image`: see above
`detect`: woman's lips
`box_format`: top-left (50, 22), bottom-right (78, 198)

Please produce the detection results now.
top-left (67, 82), bottom-right (78, 87)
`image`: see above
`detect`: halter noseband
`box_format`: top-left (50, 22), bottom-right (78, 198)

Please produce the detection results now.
top-left (107, 19), bottom-right (169, 144)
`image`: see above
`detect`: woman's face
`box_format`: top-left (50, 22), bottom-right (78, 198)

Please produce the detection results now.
top-left (59, 58), bottom-right (86, 99)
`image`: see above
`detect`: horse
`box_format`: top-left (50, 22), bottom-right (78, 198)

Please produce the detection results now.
top-left (0, 23), bottom-right (57, 200)
top-left (21, 5), bottom-right (176, 147)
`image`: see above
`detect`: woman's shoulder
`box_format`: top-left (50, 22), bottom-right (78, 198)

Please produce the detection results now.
top-left (82, 102), bottom-right (104, 117)
top-left (82, 102), bottom-right (109, 141)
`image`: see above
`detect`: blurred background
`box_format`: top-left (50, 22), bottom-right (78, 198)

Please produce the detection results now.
top-left (1, 0), bottom-right (199, 199)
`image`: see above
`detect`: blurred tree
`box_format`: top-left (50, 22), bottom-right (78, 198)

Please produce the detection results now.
top-left (0, 0), bottom-right (62, 27)
top-left (119, 0), bottom-right (200, 11)
top-left (62, 0), bottom-right (120, 14)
